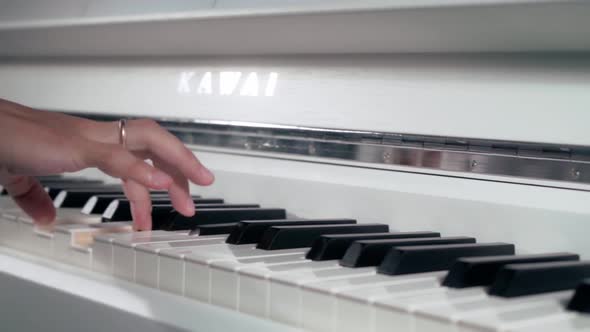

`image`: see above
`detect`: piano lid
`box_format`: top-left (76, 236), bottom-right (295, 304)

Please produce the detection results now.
top-left (0, 0), bottom-right (589, 56)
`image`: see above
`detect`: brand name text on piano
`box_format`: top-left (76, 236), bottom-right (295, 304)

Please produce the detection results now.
top-left (177, 71), bottom-right (279, 97)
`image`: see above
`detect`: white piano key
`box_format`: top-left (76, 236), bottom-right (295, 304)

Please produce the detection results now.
top-left (364, 286), bottom-right (485, 332)
top-left (299, 271), bottom-right (447, 332)
top-left (30, 227), bottom-right (55, 257)
top-left (92, 230), bottom-right (183, 274)
top-left (158, 249), bottom-right (190, 295)
top-left (510, 313), bottom-right (590, 332)
top-left (337, 280), bottom-right (443, 332)
top-left (183, 245), bottom-right (304, 302)
top-left (67, 245), bottom-right (93, 268)
top-left (135, 237), bottom-right (226, 288)
top-left (92, 237), bottom-right (116, 274)
top-left (16, 215), bottom-right (37, 253)
top-left (238, 259), bottom-right (341, 318)
top-left (112, 234), bottom-right (200, 281)
top-left (0, 210), bottom-right (13, 245)
top-left (458, 298), bottom-right (572, 332)
top-left (53, 223), bottom-right (132, 266)
top-left (209, 251), bottom-right (306, 309)
top-left (19, 210), bottom-right (101, 256)
top-left (0, 196), bottom-right (15, 210)
top-left (269, 266), bottom-right (379, 326)
top-left (1, 209), bottom-right (24, 248)
top-left (158, 243), bottom-right (249, 295)
top-left (411, 290), bottom-right (574, 332)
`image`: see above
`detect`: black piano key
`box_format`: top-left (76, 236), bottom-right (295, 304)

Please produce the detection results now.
top-left (81, 194), bottom-right (128, 215)
top-left (443, 252), bottom-right (580, 288)
top-left (567, 279), bottom-right (590, 313)
top-left (306, 231), bottom-right (441, 261)
top-left (146, 197), bottom-right (222, 205)
top-left (81, 192), bottom-right (198, 215)
top-left (101, 198), bottom-right (225, 220)
top-left (257, 223), bottom-right (389, 250)
top-left (150, 206), bottom-right (177, 228)
top-left (40, 179), bottom-right (102, 186)
top-left (46, 183), bottom-right (120, 199)
top-left (107, 197), bottom-right (223, 209)
top-left (165, 208), bottom-right (287, 231)
top-left (103, 203), bottom-right (170, 222)
top-left (378, 242), bottom-right (515, 275)
top-left (340, 236), bottom-right (475, 268)
top-left (54, 188), bottom-right (125, 208)
top-left (150, 204), bottom-right (259, 230)
top-left (226, 219), bottom-right (356, 245)
top-left (488, 261), bottom-right (590, 298)
top-left (103, 200), bottom-right (254, 222)
top-left (190, 222), bottom-right (238, 236)
top-left (35, 175), bottom-right (67, 181)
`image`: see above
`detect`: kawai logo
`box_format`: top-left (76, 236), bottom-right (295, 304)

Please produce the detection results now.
top-left (177, 71), bottom-right (279, 97)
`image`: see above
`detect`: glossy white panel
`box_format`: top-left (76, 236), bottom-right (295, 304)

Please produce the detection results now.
top-left (86, 0), bottom-right (213, 17)
top-left (1, 1), bottom-right (589, 55)
top-left (1, 55), bottom-right (590, 146)
top-left (0, 0), bottom-right (88, 21)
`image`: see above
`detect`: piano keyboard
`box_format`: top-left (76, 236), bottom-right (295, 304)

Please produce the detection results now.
top-left (1, 177), bottom-right (590, 332)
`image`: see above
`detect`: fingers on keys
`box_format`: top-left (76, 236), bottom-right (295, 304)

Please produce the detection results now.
top-left (0, 175), bottom-right (55, 224)
top-left (122, 179), bottom-right (153, 231)
top-left (124, 119), bottom-right (214, 186)
top-left (77, 118), bottom-right (214, 228)
top-left (152, 155), bottom-right (195, 217)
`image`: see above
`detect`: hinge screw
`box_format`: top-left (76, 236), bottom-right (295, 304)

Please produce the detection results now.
top-left (383, 152), bottom-right (393, 163)
top-left (308, 144), bottom-right (317, 155)
top-left (572, 169), bottom-right (581, 179)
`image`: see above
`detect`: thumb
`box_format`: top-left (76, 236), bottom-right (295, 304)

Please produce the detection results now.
top-left (0, 175), bottom-right (56, 224)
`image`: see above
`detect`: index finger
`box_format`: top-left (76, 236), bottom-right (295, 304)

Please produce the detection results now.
top-left (122, 179), bottom-right (152, 231)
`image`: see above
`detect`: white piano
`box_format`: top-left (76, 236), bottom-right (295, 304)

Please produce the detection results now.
top-left (1, 1), bottom-right (590, 331)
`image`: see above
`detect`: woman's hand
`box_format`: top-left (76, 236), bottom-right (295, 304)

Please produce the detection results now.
top-left (0, 98), bottom-right (214, 230)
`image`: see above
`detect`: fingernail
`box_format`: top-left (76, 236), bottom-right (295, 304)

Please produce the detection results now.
top-left (151, 170), bottom-right (172, 188)
top-left (200, 167), bottom-right (215, 184)
top-left (185, 197), bottom-right (195, 216)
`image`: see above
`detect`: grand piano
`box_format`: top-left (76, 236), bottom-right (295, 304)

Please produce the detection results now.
top-left (1, 1), bottom-right (590, 331)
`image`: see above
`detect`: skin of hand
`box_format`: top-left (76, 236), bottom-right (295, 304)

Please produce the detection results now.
top-left (0, 98), bottom-right (214, 230)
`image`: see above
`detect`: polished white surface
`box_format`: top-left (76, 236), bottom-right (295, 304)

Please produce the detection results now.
top-left (0, 0), bottom-right (589, 55)
top-left (0, 0), bottom-right (556, 23)
top-left (2, 56), bottom-right (590, 147)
